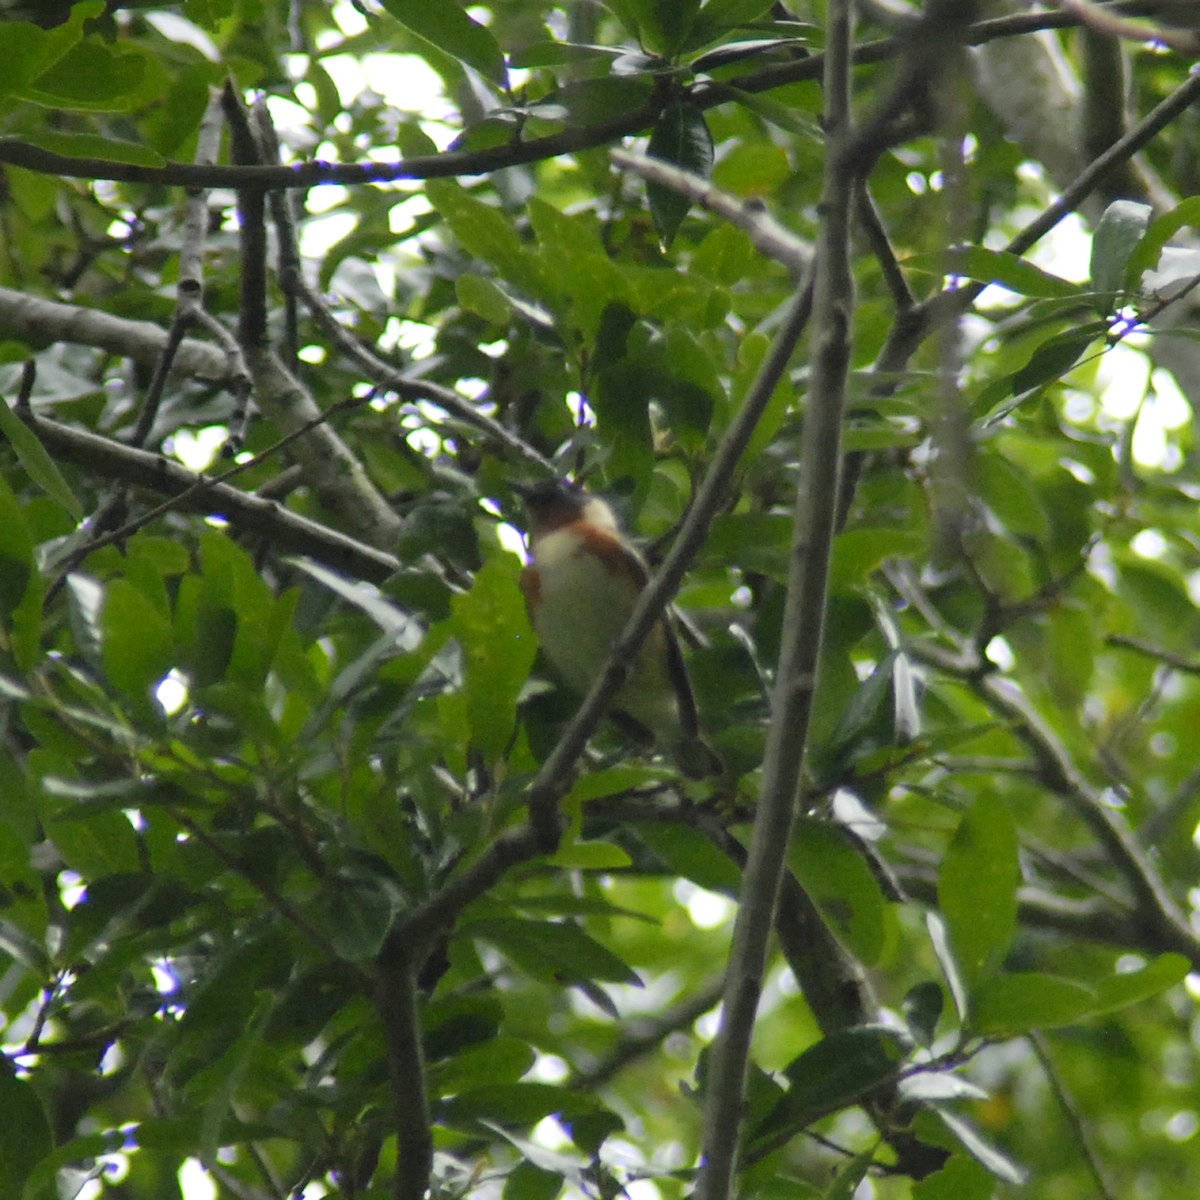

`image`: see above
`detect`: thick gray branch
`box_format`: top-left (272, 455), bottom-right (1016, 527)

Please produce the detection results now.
top-left (12, 410), bottom-right (399, 582)
top-left (0, 286), bottom-right (229, 380)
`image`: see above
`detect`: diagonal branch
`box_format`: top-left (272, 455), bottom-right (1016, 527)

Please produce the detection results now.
top-left (610, 150), bottom-right (813, 273)
top-left (392, 231), bottom-right (817, 956)
top-left (9, 409), bottom-right (399, 581)
top-left (287, 273), bottom-right (553, 475)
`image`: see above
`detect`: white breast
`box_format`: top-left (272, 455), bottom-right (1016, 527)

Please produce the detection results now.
top-left (531, 529), bottom-right (681, 737)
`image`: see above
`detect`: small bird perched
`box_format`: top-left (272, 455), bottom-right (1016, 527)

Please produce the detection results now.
top-left (515, 479), bottom-right (719, 778)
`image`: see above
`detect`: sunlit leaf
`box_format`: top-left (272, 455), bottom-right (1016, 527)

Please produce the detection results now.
top-left (938, 797), bottom-right (1019, 988)
top-left (380, 0), bottom-right (507, 86)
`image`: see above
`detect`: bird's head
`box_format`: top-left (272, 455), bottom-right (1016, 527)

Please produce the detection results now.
top-left (513, 479), bottom-right (619, 540)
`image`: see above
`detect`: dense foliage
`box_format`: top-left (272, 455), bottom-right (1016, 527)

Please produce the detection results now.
top-left (2, 2), bottom-right (1200, 1199)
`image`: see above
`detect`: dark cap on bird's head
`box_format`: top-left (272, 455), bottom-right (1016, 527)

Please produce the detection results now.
top-left (512, 478), bottom-right (608, 538)
top-left (513, 480), bottom-right (588, 528)
top-left (511, 478), bottom-right (584, 513)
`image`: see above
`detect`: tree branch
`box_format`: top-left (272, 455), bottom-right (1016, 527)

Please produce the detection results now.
top-left (0, 285), bottom-right (230, 380)
top-left (241, 344), bottom-right (403, 549)
top-left (1030, 1031), bottom-right (1119, 1200)
top-left (610, 150), bottom-right (813, 273)
top-left (0, 12), bottom-right (1085, 193)
top-left (392, 201), bottom-right (818, 956)
top-left (287, 272), bottom-right (554, 475)
top-left (696, 2), bottom-right (857, 1195)
top-left (376, 951), bottom-right (434, 1200)
top-left (9, 408), bottom-right (400, 581)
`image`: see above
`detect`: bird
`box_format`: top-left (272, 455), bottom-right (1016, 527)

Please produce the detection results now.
top-left (515, 479), bottom-right (720, 778)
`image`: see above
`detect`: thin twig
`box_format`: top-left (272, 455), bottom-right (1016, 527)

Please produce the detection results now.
top-left (875, 61), bottom-right (1200, 377)
top-left (44, 391), bottom-right (379, 567)
top-left (611, 150), bottom-right (812, 273)
top-left (252, 95), bottom-right (303, 371)
top-left (855, 181), bottom-right (915, 311)
top-left (169, 808), bottom-right (373, 986)
top-left (14, 408), bottom-right (399, 581)
top-left (1030, 1031), bottom-right (1119, 1200)
top-left (570, 978), bottom-right (725, 1089)
top-left (1062, 0), bottom-right (1199, 52)
top-left (222, 81), bottom-right (271, 352)
top-left (288, 272), bottom-right (554, 475)
top-left (912, 638), bottom-right (1200, 966)
top-left (1106, 633), bottom-right (1200, 674)
top-left (129, 87), bottom-right (233, 449)
top-left (696, 2), bottom-right (856, 1196)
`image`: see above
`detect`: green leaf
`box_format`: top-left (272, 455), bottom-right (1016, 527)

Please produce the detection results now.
top-left (502, 1162), bottom-right (563, 1200)
top-left (0, 1058), bottom-right (52, 1195)
top-left (380, 0), bottom-right (508, 86)
top-left (0, 473), bottom-right (35, 618)
top-left (0, 402), bottom-right (82, 520)
top-left (693, 0), bottom-right (778, 34)
top-left (289, 557), bottom-right (416, 636)
top-left (1123, 195), bottom-right (1200, 292)
top-left (829, 528), bottom-right (924, 593)
top-left (601, 0), bottom-right (702, 54)
top-left (825, 1146), bottom-right (876, 1200)
top-left (0, 915), bottom-right (51, 975)
top-left (101, 579), bottom-right (175, 701)
top-left (314, 881), bottom-right (397, 961)
top-left (1090, 198), bottom-right (1152, 303)
top-left (26, 130), bottom-right (166, 166)
top-left (466, 917), bottom-right (641, 985)
top-left (645, 101), bottom-right (714, 245)
top-left (182, 591), bottom-right (237, 688)
top-left (48, 809), bottom-right (141, 879)
top-left (632, 820), bottom-right (742, 893)
top-left (1091, 953), bottom-right (1190, 1015)
top-left (912, 1155), bottom-right (998, 1200)
top-left (725, 85), bottom-right (823, 137)
top-left (928, 1108), bottom-right (1027, 1185)
top-left (457, 272), bottom-right (514, 324)
top-left (969, 972), bottom-right (1097, 1037)
top-left (972, 452), bottom-right (1048, 541)
top-left (753, 1027), bottom-right (907, 1139)
top-left (184, 0), bottom-right (236, 26)
top-left (902, 981), bottom-right (946, 1047)
top-left (508, 41), bottom-right (622, 69)
top-left (0, 0), bottom-right (102, 98)
top-left (430, 1037), bottom-right (537, 1093)
top-left (426, 180), bottom-right (544, 295)
top-left (451, 558), bottom-right (537, 762)
top-left (905, 247), bottom-right (1082, 298)
top-left (789, 818), bottom-right (887, 966)
top-left (926, 912), bottom-right (969, 1024)
top-left (24, 43), bottom-right (147, 110)
top-left (193, 534), bottom-right (287, 691)
top-left (1009, 329), bottom-right (1097, 396)
top-left (938, 796), bottom-right (1019, 988)
top-left (548, 838), bottom-right (633, 869)
top-left (441, 1081), bottom-right (599, 1125)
